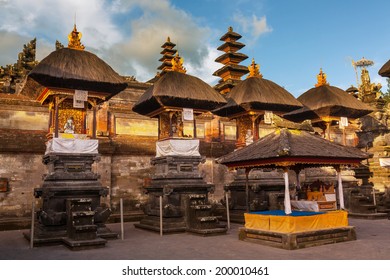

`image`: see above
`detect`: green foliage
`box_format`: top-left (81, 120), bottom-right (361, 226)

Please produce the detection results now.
top-left (382, 78), bottom-right (390, 104)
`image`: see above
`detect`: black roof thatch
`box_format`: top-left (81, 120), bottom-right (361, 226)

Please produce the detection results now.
top-left (22, 48), bottom-right (127, 98)
top-left (284, 85), bottom-right (372, 122)
top-left (213, 76), bottom-right (303, 118)
top-left (132, 71), bottom-right (227, 117)
top-left (218, 128), bottom-right (368, 169)
top-left (379, 59), bottom-right (390, 77)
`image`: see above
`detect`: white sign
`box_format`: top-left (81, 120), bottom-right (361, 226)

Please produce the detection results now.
top-left (339, 117), bottom-right (348, 128)
top-left (182, 108), bottom-right (194, 121)
top-left (73, 90), bottom-right (88, 108)
top-left (264, 111), bottom-right (273, 124)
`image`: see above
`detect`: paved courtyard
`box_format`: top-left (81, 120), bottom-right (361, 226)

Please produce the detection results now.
top-left (0, 218), bottom-right (389, 260)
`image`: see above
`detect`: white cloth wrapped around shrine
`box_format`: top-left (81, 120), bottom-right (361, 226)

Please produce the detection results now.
top-left (379, 157), bottom-right (390, 167)
top-left (45, 138), bottom-right (99, 154)
top-left (156, 138), bottom-right (200, 157)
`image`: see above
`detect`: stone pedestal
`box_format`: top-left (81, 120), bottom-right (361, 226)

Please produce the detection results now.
top-left (24, 151), bottom-right (117, 248)
top-left (223, 169), bottom-right (285, 223)
top-left (135, 154), bottom-right (227, 235)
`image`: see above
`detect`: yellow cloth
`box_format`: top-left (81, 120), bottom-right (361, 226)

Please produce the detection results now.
top-left (244, 210), bottom-right (348, 233)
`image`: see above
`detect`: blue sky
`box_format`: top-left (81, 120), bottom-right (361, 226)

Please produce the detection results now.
top-left (0, 0), bottom-right (389, 96)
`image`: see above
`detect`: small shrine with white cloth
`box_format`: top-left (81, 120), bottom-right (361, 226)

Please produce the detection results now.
top-left (20, 24), bottom-right (127, 249)
top-left (132, 49), bottom-right (228, 235)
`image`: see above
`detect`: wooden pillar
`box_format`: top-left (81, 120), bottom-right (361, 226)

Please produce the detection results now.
top-left (54, 96), bottom-right (59, 138)
top-left (193, 118), bottom-right (197, 138)
top-left (326, 121), bottom-right (331, 141)
top-left (245, 168), bottom-right (250, 213)
top-left (92, 104), bottom-right (97, 139)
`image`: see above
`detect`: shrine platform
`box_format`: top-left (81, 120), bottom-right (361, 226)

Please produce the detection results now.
top-left (239, 210), bottom-right (356, 250)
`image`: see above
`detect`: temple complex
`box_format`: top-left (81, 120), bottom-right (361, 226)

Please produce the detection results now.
top-left (1, 24), bottom-right (390, 236)
top-left (213, 26), bottom-right (249, 95)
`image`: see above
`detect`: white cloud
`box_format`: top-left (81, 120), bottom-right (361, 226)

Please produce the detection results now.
top-left (233, 12), bottom-right (272, 43)
top-left (0, 0), bottom-right (221, 83)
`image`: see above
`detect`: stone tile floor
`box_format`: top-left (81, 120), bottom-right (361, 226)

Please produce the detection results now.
top-left (0, 218), bottom-right (389, 260)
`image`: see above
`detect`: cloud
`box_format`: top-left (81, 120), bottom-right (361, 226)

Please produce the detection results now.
top-left (0, 31), bottom-right (31, 66)
top-left (0, 0), bottom-right (220, 83)
top-left (233, 13), bottom-right (272, 43)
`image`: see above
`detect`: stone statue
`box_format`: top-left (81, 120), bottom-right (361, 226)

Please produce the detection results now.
top-left (64, 117), bottom-right (75, 133)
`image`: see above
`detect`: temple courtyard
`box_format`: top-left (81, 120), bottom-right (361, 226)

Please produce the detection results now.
top-left (1, 218), bottom-right (389, 260)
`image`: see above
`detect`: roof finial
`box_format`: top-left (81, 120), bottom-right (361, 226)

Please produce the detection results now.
top-left (171, 52), bottom-right (186, 73)
top-left (167, 36), bottom-right (170, 43)
top-left (247, 58), bottom-right (262, 78)
top-left (315, 68), bottom-right (328, 87)
top-left (228, 26), bottom-right (233, 32)
top-left (68, 24), bottom-right (85, 50)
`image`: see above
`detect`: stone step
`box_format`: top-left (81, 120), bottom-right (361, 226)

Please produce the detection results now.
top-left (191, 205), bottom-right (212, 210)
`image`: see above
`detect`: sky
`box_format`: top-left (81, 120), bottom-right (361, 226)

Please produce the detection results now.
top-left (0, 0), bottom-right (389, 97)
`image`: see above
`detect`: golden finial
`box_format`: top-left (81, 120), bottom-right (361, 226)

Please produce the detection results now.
top-left (247, 58), bottom-right (262, 78)
top-left (228, 26), bottom-right (233, 32)
top-left (167, 36), bottom-right (171, 42)
top-left (315, 68), bottom-right (329, 87)
top-left (68, 24), bottom-right (85, 50)
top-left (171, 53), bottom-right (186, 73)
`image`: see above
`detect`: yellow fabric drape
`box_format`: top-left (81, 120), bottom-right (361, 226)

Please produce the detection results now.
top-left (244, 211), bottom-right (348, 233)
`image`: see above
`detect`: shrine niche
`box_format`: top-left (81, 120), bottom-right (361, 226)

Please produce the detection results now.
top-left (213, 58), bottom-right (303, 222)
top-left (19, 24), bottom-right (127, 249)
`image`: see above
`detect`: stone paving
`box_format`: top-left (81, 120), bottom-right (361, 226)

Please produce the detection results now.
top-left (0, 218), bottom-right (389, 260)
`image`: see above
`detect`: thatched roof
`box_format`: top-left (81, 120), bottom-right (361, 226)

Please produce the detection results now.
top-left (132, 71), bottom-right (227, 116)
top-left (379, 59), bottom-right (390, 77)
top-left (218, 128), bottom-right (368, 169)
top-left (213, 76), bottom-right (303, 118)
top-left (20, 48), bottom-right (127, 99)
top-left (284, 85), bottom-right (372, 122)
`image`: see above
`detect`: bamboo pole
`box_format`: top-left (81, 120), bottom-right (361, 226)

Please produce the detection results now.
top-left (160, 196), bottom-right (163, 236)
top-left (120, 198), bottom-right (124, 240)
top-left (30, 201), bottom-right (35, 249)
top-left (225, 192), bottom-right (230, 230)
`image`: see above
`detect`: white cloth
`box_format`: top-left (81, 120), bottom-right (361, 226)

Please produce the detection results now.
top-left (46, 138), bottom-right (98, 154)
top-left (156, 138), bottom-right (200, 157)
top-left (291, 200), bottom-right (320, 212)
top-left (284, 171), bottom-right (292, 215)
top-left (337, 171), bottom-right (345, 209)
top-left (379, 158), bottom-right (390, 167)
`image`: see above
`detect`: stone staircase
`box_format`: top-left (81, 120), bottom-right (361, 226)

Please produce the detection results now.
top-left (186, 194), bottom-right (227, 235)
top-left (62, 198), bottom-right (106, 250)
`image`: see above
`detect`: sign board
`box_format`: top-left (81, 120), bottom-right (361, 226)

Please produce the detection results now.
top-left (264, 111), bottom-right (273, 124)
top-left (339, 117), bottom-right (348, 128)
top-left (182, 108), bottom-right (194, 121)
top-left (73, 90), bottom-right (88, 108)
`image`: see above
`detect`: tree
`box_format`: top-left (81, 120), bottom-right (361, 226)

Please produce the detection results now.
top-left (382, 78), bottom-right (390, 104)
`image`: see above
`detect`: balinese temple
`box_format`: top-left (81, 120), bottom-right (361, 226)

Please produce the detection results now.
top-left (0, 38), bottom-right (38, 94)
top-left (214, 59), bottom-right (303, 147)
top-left (147, 37), bottom-right (178, 83)
top-left (19, 24), bottom-right (128, 249)
top-left (213, 26), bottom-right (249, 95)
top-left (218, 128), bottom-right (368, 249)
top-left (132, 55), bottom-right (228, 235)
top-left (213, 59), bottom-right (303, 221)
top-left (284, 69), bottom-right (372, 146)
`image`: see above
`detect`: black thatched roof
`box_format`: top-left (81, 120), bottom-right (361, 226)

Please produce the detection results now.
top-left (213, 76), bottom-right (303, 118)
top-left (22, 48), bottom-right (127, 98)
top-left (218, 128), bottom-right (368, 169)
top-left (284, 85), bottom-right (372, 122)
top-left (379, 59), bottom-right (390, 77)
top-left (132, 71), bottom-right (227, 116)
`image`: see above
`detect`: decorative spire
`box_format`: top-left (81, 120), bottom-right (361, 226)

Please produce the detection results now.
top-left (171, 53), bottom-right (186, 73)
top-left (167, 36), bottom-right (171, 42)
top-left (247, 58), bottom-right (262, 78)
top-left (68, 24), bottom-right (85, 50)
top-left (228, 26), bottom-right (233, 32)
top-left (315, 68), bottom-right (329, 87)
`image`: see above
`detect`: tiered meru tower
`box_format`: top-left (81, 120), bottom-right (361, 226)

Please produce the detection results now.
top-left (213, 26), bottom-right (249, 95)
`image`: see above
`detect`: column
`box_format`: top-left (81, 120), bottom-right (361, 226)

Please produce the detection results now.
top-left (283, 167), bottom-right (292, 215)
